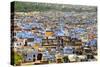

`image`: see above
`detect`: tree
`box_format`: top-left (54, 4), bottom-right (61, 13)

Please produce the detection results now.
top-left (14, 52), bottom-right (23, 66)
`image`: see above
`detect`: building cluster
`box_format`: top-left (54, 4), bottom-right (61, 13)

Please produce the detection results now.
top-left (11, 10), bottom-right (97, 65)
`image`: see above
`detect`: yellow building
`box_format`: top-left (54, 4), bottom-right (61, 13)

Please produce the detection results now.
top-left (33, 43), bottom-right (40, 50)
top-left (45, 28), bottom-right (53, 37)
